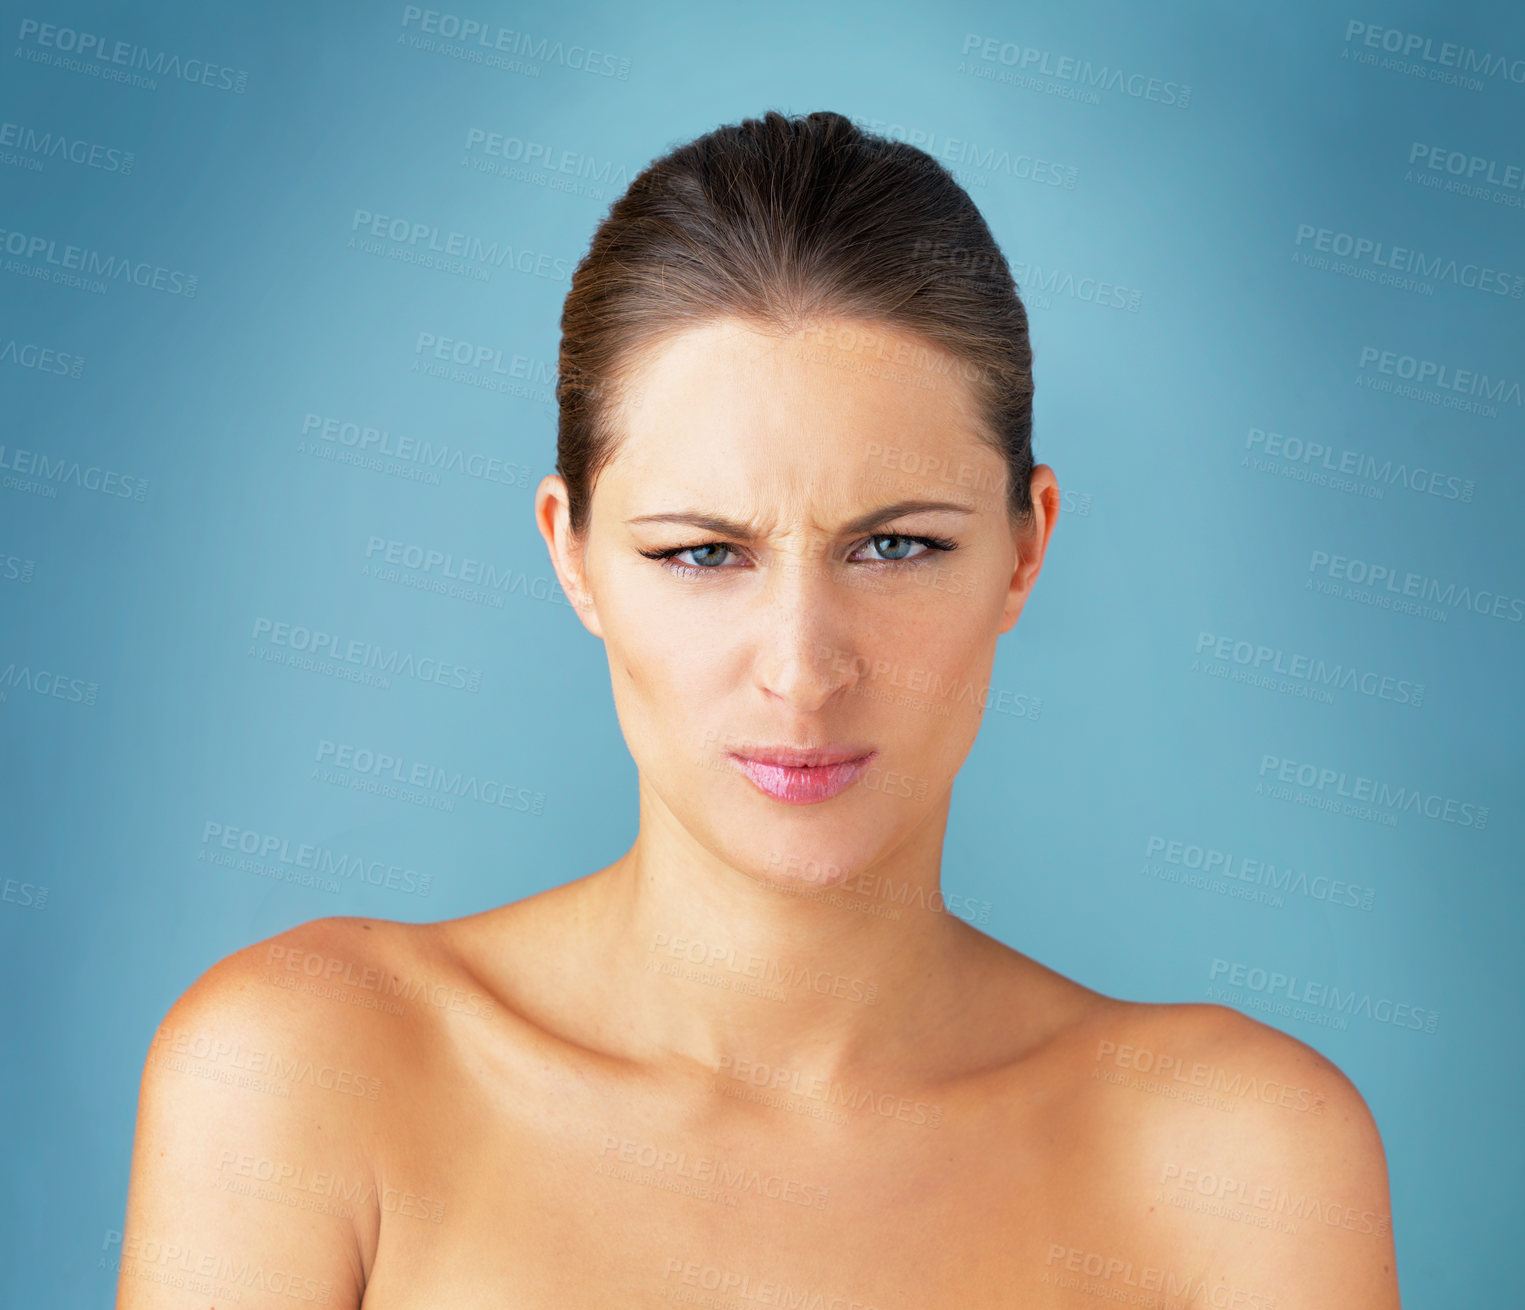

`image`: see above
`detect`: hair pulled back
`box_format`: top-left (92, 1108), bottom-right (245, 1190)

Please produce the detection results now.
top-left (554, 108), bottom-right (1035, 538)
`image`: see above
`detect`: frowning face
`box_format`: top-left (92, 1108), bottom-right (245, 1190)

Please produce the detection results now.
top-left (538, 315), bottom-right (1057, 891)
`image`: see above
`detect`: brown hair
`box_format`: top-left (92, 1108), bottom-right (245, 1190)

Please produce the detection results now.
top-left (554, 108), bottom-right (1035, 539)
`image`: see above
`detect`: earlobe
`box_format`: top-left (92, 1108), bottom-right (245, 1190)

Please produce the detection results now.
top-left (998, 577), bottom-right (1028, 635)
top-left (534, 475), bottom-right (605, 639)
top-left (997, 466), bottom-right (1059, 635)
top-left (569, 561), bottom-right (604, 639)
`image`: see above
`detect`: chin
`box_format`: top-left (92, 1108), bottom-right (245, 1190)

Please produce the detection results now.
top-left (731, 822), bottom-right (881, 895)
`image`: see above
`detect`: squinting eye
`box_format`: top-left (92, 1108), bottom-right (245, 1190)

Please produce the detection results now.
top-left (639, 533), bottom-right (958, 576)
top-left (680, 544), bottom-right (733, 568)
top-left (637, 542), bottom-right (740, 572)
top-left (865, 534), bottom-right (923, 562)
top-left (852, 533), bottom-right (958, 564)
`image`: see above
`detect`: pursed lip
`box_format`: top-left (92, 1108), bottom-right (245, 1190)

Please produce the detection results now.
top-left (724, 747), bottom-right (879, 805)
top-left (728, 745), bottom-right (875, 768)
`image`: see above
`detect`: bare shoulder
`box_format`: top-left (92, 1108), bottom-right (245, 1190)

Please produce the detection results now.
top-left (120, 914), bottom-right (444, 1308)
top-left (1069, 996), bottom-right (1354, 1115)
top-left (150, 912), bottom-right (449, 1066)
top-left (140, 910), bottom-right (501, 1117)
top-left (1079, 997), bottom-right (1389, 1160)
top-left (1063, 997), bottom-right (1400, 1308)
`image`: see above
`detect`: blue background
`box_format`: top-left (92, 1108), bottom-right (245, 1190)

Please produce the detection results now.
top-left (1, 0), bottom-right (1521, 1303)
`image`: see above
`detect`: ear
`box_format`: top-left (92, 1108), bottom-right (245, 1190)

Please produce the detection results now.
top-left (997, 464), bottom-right (1060, 635)
top-left (534, 475), bottom-right (605, 639)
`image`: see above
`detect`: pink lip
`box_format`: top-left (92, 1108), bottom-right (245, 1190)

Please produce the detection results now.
top-left (728, 749), bottom-right (877, 805)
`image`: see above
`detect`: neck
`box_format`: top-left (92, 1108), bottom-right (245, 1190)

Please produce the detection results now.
top-left (576, 779), bottom-right (987, 1085)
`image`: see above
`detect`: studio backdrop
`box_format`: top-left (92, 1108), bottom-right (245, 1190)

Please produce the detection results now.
top-left (1, 0), bottom-right (1521, 1305)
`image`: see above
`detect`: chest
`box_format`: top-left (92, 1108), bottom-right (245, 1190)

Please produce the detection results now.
top-left (355, 1056), bottom-right (1118, 1308)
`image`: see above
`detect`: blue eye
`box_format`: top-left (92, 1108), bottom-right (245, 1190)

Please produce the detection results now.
top-left (638, 534), bottom-right (958, 577)
top-left (684, 543), bottom-right (733, 569)
top-left (864, 534), bottom-right (923, 562)
top-left (639, 542), bottom-right (736, 571)
top-left (845, 533), bottom-right (961, 565)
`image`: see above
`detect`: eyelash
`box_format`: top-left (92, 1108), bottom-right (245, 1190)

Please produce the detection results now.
top-left (638, 534), bottom-right (960, 579)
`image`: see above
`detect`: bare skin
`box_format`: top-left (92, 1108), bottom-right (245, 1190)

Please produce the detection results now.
top-left (119, 317), bottom-right (1400, 1309)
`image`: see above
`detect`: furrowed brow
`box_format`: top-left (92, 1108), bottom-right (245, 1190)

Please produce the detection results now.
top-left (625, 499), bottom-right (975, 539)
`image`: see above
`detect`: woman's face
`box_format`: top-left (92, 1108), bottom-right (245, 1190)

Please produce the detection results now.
top-left (539, 316), bottom-right (1057, 891)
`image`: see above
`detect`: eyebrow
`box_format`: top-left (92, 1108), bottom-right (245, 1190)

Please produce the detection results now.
top-left (625, 498), bottom-right (976, 538)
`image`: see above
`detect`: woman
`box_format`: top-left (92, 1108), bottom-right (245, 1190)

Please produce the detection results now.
top-left (119, 110), bottom-right (1400, 1308)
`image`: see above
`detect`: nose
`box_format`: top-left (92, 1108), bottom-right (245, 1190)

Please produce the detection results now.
top-left (751, 553), bottom-right (866, 713)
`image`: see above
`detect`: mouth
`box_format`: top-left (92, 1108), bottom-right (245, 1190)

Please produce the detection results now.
top-left (726, 748), bottom-right (877, 805)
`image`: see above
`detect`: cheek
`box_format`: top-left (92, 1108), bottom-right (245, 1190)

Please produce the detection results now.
top-left (851, 615), bottom-right (993, 750)
top-left (871, 594), bottom-right (989, 677)
top-left (605, 566), bottom-right (725, 646)
top-left (601, 591), bottom-right (738, 750)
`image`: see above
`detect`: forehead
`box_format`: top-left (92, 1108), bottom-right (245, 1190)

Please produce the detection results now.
top-left (601, 317), bottom-right (996, 508)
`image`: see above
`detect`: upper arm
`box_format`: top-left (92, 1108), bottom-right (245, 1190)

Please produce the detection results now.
top-left (1137, 1005), bottom-right (1401, 1310)
top-left (117, 920), bottom-right (383, 1309)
